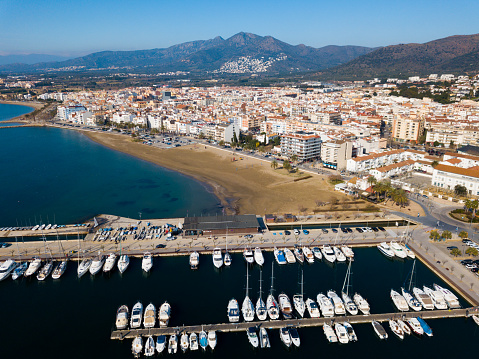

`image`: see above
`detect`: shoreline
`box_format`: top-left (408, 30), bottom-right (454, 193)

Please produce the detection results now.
top-left (0, 100), bottom-right (41, 122)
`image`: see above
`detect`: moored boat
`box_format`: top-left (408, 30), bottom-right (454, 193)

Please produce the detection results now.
top-left (131, 336), bottom-right (143, 358)
top-left (413, 287), bottom-right (434, 310)
top-left (11, 261), bottom-right (28, 280)
top-left (180, 332), bottom-right (189, 352)
top-left (278, 292), bottom-right (293, 319)
top-left (327, 290), bottom-right (346, 315)
top-left (321, 245), bottom-right (336, 263)
top-left (390, 289), bottom-right (409, 312)
top-left (341, 245), bottom-right (355, 261)
top-left (289, 327), bottom-right (300, 347)
top-left (284, 248), bottom-right (296, 264)
top-left (141, 252), bottom-right (153, 273)
top-left (423, 285), bottom-right (448, 310)
top-left (274, 247), bottom-right (287, 265)
top-left (401, 287), bottom-right (423, 311)
top-left (144, 336), bottom-right (155, 357)
top-left (0, 259), bottom-right (17, 281)
top-left (103, 253), bottom-right (116, 273)
top-left (397, 319), bottom-right (411, 335)
top-left (189, 251), bottom-right (199, 269)
top-left (51, 260), bottom-right (67, 279)
top-left (117, 254), bottom-right (129, 274)
top-left (343, 322), bottom-right (358, 341)
top-left (305, 298), bottom-right (320, 318)
top-left (199, 330), bottom-right (208, 350)
top-left (406, 317), bottom-right (424, 335)
top-left (254, 247), bottom-right (264, 266)
top-left (279, 327), bottom-right (291, 347)
top-left (293, 245), bottom-right (304, 263)
top-left (317, 293), bottom-right (334, 317)
top-left (390, 241), bottom-right (407, 259)
top-left (353, 292), bottom-right (370, 315)
top-left (377, 242), bottom-right (394, 258)
top-left (189, 332), bottom-right (199, 351)
top-left (143, 303), bottom-right (156, 328)
top-left (417, 317), bottom-right (433, 336)
top-left (333, 246), bottom-right (346, 262)
top-left (247, 327), bottom-right (259, 348)
top-left (212, 247), bottom-right (223, 269)
top-left (312, 247), bottom-right (322, 260)
top-left (159, 301), bottom-right (171, 327)
top-left (433, 283), bottom-right (461, 308)
top-left (36, 261), bottom-right (53, 281)
top-left (323, 323), bottom-right (338, 343)
top-left (77, 258), bottom-right (92, 278)
top-left (389, 319), bottom-right (405, 339)
top-left (227, 298), bottom-right (240, 323)
top-left (89, 255), bottom-right (105, 275)
top-left (115, 305), bottom-right (129, 330)
top-left (168, 334), bottom-right (178, 354)
top-left (243, 248), bottom-right (254, 264)
top-left (24, 257), bottom-right (42, 277)
top-left (156, 335), bottom-right (166, 353)
top-left (303, 246), bottom-right (314, 263)
top-left (207, 330), bottom-right (217, 350)
top-left (259, 327), bottom-right (270, 348)
top-left (130, 301), bottom-right (143, 329)
top-left (372, 321), bottom-right (388, 339)
top-left (334, 323), bottom-right (349, 344)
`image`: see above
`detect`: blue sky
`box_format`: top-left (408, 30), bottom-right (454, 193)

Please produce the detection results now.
top-left (1, 0), bottom-right (478, 56)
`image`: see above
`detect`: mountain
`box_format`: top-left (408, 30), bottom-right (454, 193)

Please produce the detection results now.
top-left (323, 33), bottom-right (479, 79)
top-left (0, 32), bottom-right (373, 74)
top-left (0, 54), bottom-right (70, 65)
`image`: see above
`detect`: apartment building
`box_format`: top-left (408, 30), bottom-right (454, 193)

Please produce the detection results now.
top-left (281, 132), bottom-right (321, 162)
top-left (432, 164), bottom-right (479, 195)
top-left (392, 116), bottom-right (425, 143)
top-left (320, 140), bottom-right (353, 170)
top-left (57, 105), bottom-right (87, 120)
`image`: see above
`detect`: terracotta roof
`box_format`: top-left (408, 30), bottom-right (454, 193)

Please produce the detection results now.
top-left (445, 152), bottom-right (479, 161)
top-left (352, 149), bottom-right (405, 162)
top-left (445, 158), bottom-right (462, 165)
top-left (372, 159), bottom-right (415, 173)
top-left (434, 164), bottom-right (479, 179)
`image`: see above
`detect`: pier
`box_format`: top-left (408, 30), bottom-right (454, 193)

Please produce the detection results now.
top-left (111, 307), bottom-right (476, 340)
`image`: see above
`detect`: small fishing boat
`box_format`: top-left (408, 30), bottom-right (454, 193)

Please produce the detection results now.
top-left (293, 245), bottom-right (304, 263)
top-left (372, 321), bottom-right (388, 340)
top-left (189, 251), bottom-right (199, 269)
top-left (189, 332), bottom-right (199, 351)
top-left (389, 319), bottom-right (405, 340)
top-left (397, 319), bottom-right (411, 335)
top-left (168, 334), bottom-right (178, 354)
top-left (341, 246), bottom-right (355, 261)
top-left (208, 331), bottom-right (217, 350)
top-left (243, 248), bottom-right (254, 264)
top-left (199, 330), bottom-right (208, 350)
top-left (247, 327), bottom-right (259, 348)
top-left (274, 247), bottom-right (287, 265)
top-left (303, 246), bottom-right (314, 263)
top-left (417, 317), bottom-right (433, 337)
top-left (180, 332), bottom-right (189, 352)
top-left (284, 248), bottom-right (296, 264)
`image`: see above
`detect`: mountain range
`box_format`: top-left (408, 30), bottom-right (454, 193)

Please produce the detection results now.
top-left (0, 54), bottom-right (70, 66)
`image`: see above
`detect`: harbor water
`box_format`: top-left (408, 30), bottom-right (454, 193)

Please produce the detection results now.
top-left (0, 102), bottom-right (33, 126)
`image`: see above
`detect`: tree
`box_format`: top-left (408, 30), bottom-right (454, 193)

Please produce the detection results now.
top-left (459, 230), bottom-right (469, 240)
top-left (450, 140), bottom-right (455, 149)
top-left (392, 189), bottom-right (409, 207)
top-left (466, 247), bottom-right (479, 256)
top-left (429, 230), bottom-right (441, 241)
top-left (441, 230), bottom-right (452, 240)
top-left (433, 141), bottom-right (441, 147)
top-left (232, 131), bottom-right (239, 145)
top-left (455, 184), bottom-right (468, 197)
top-left (271, 159), bottom-right (278, 170)
top-left (465, 199), bottom-right (479, 218)
top-left (198, 133), bottom-right (205, 139)
top-left (283, 161), bottom-right (292, 172)
top-left (431, 160), bottom-right (439, 168)
top-left (367, 175), bottom-right (377, 187)
top-left (450, 248), bottom-right (462, 257)
top-left (291, 154), bottom-right (298, 164)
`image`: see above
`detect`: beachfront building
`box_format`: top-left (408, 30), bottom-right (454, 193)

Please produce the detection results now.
top-left (57, 105), bottom-right (87, 120)
top-left (392, 116), bottom-right (425, 143)
top-left (432, 164), bottom-right (479, 195)
top-left (281, 131), bottom-right (321, 162)
top-left (320, 140), bottom-right (353, 170)
top-left (346, 149), bottom-right (405, 173)
top-left (215, 123), bottom-right (240, 143)
top-left (112, 112), bottom-right (136, 124)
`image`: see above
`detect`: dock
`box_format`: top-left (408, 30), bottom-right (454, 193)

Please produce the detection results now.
top-left (110, 307), bottom-right (476, 340)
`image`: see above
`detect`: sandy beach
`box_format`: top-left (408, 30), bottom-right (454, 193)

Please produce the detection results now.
top-left (0, 100), bottom-right (43, 122)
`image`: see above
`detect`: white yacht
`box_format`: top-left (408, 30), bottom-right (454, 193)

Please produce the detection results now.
top-left (168, 334), bottom-right (178, 354)
top-left (141, 252), bottom-right (153, 273)
top-left (333, 246), bottom-right (346, 262)
top-left (130, 302), bottom-right (143, 329)
top-left (353, 293), bottom-right (370, 315)
top-left (52, 260), bottom-right (67, 279)
top-left (189, 333), bottom-right (199, 351)
top-left (24, 257), bottom-right (42, 277)
top-left (131, 336), bottom-right (143, 357)
top-left (401, 288), bottom-right (422, 311)
top-left (343, 322), bottom-right (358, 341)
top-left (341, 291), bottom-right (358, 315)
top-left (334, 323), bottom-right (349, 344)
top-left (423, 285), bottom-right (448, 309)
top-left (144, 336), bottom-right (155, 357)
top-left (256, 293), bottom-right (268, 321)
top-left (413, 287), bottom-right (435, 310)
top-left (284, 248), bottom-right (296, 264)
top-left (254, 247), bottom-right (264, 266)
top-left (89, 255), bottom-right (105, 275)
top-left (312, 247), bottom-right (322, 260)
top-left (293, 294), bottom-right (306, 317)
top-left (267, 262), bottom-right (280, 320)
top-left (289, 327), bottom-right (300, 347)
top-left (207, 331), bottom-right (217, 350)
top-left (389, 320), bottom-right (405, 340)
top-left (433, 283), bottom-right (461, 308)
top-left (293, 245), bottom-right (304, 263)
top-left (278, 292), bottom-right (293, 319)
top-left (117, 254), bottom-right (129, 274)
top-left (143, 303), bottom-right (156, 328)
top-left (341, 246), bottom-right (355, 261)
top-left (180, 333), bottom-right (189, 352)
top-left (0, 259), bottom-right (17, 281)
top-left (377, 242), bottom-right (395, 258)
top-left (247, 327), bottom-right (259, 348)
top-left (279, 327), bottom-right (291, 347)
top-left (36, 261), bottom-right (53, 281)
top-left (156, 335), bottom-right (166, 353)
top-left (323, 324), bottom-right (338, 343)
top-left (317, 293), bottom-right (335, 317)
top-left (115, 305), bottom-right (129, 330)
top-left (390, 241), bottom-right (407, 259)
top-left (303, 246), bottom-right (314, 263)
top-left (103, 253), bottom-right (116, 273)
top-left (406, 317), bottom-right (424, 335)
top-left (224, 251), bottom-right (232, 266)
top-left (327, 290), bottom-right (346, 315)
top-left (398, 319), bottom-right (411, 335)
top-left (259, 327), bottom-right (270, 348)
top-left (400, 243), bottom-right (415, 259)
top-left (243, 248), bottom-right (254, 264)
top-left (77, 258), bottom-right (92, 278)
top-left (212, 247), bottom-right (223, 269)
top-left (305, 298), bottom-right (321, 318)
top-left (159, 301), bottom-right (171, 327)
top-left (242, 266), bottom-right (255, 321)
top-left (372, 321), bottom-right (388, 339)
top-left (11, 262), bottom-right (28, 280)
top-left (390, 289), bottom-right (410, 312)
top-left (189, 252), bottom-right (199, 269)
top-left (273, 248), bottom-right (287, 265)
top-left (321, 245), bottom-right (336, 263)
top-left (227, 298), bottom-right (240, 323)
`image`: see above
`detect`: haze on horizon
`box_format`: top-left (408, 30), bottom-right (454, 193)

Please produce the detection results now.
top-left (1, 0), bottom-right (478, 57)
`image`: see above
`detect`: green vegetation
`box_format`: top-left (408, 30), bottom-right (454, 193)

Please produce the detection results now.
top-left (459, 230), bottom-right (469, 240)
top-left (271, 159), bottom-right (278, 170)
top-left (328, 174), bottom-right (344, 185)
top-left (450, 248), bottom-right (462, 257)
top-left (466, 247), bottom-right (479, 257)
top-left (429, 230), bottom-right (441, 241)
top-left (283, 161), bottom-right (292, 172)
top-left (441, 230), bottom-right (452, 240)
top-left (454, 184), bottom-right (468, 197)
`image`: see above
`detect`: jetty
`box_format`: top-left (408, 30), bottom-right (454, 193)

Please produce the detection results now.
top-left (111, 307), bottom-right (476, 340)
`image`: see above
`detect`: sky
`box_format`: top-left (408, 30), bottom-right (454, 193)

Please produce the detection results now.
top-left (1, 0), bottom-right (478, 56)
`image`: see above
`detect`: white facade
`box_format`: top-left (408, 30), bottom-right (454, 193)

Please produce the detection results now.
top-left (432, 164), bottom-right (479, 195)
top-left (112, 112), bottom-right (136, 124)
top-left (281, 132), bottom-right (321, 162)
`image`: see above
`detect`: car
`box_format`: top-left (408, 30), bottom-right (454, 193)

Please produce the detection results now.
top-left (465, 264), bottom-right (478, 269)
top-left (0, 242), bottom-right (11, 248)
top-left (156, 244), bottom-right (166, 248)
top-left (422, 194), bottom-right (429, 199)
top-left (293, 229), bottom-right (300, 235)
top-left (356, 228), bottom-right (363, 233)
top-left (461, 259), bottom-right (473, 265)
top-left (371, 227), bottom-right (379, 232)
top-left (332, 228), bottom-right (338, 233)
top-left (322, 229), bottom-right (329, 234)
top-left (447, 246), bottom-right (458, 250)
top-left (462, 238), bottom-right (471, 243)
top-left (378, 227), bottom-right (386, 232)
top-left (302, 229), bottom-right (309, 235)
top-left (471, 267), bottom-right (479, 273)
top-left (346, 228), bottom-right (353, 233)
top-left (341, 228), bottom-right (348, 233)
top-left (284, 230), bottom-right (291, 235)
top-left (473, 260), bottom-right (479, 265)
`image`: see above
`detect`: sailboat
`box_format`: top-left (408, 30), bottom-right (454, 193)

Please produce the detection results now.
top-left (402, 259), bottom-right (424, 311)
top-left (256, 269), bottom-right (267, 320)
top-left (341, 261), bottom-right (359, 315)
top-left (293, 269), bottom-right (306, 317)
top-left (117, 239), bottom-right (130, 274)
top-left (266, 262), bottom-right (280, 320)
top-left (242, 265), bottom-right (255, 321)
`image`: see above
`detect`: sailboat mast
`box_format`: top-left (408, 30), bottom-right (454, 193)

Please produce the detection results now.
top-left (301, 269), bottom-right (304, 299)
top-left (246, 265), bottom-right (249, 297)
top-left (270, 262), bottom-right (274, 295)
top-left (259, 269), bottom-right (263, 298)
top-left (408, 259), bottom-right (416, 291)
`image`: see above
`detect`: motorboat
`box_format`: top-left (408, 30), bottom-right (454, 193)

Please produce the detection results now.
top-left (115, 305), bottom-right (129, 330)
top-left (227, 298), bottom-right (240, 322)
top-left (372, 321), bottom-right (388, 339)
top-left (212, 247), bottom-right (223, 269)
top-left (333, 246), bottom-right (346, 262)
top-left (417, 317), bottom-right (433, 337)
top-left (24, 257), bottom-right (42, 277)
top-left (289, 327), bottom-right (300, 347)
top-left (401, 243), bottom-right (415, 259)
top-left (0, 259), bottom-right (17, 281)
top-left (343, 322), bottom-right (358, 341)
top-left (293, 294), bottom-right (306, 317)
top-left (323, 324), bottom-right (338, 343)
top-left (401, 288), bottom-right (422, 311)
top-left (334, 323), bottom-right (349, 344)
top-left (390, 241), bottom-right (407, 259)
top-left (141, 252), bottom-right (153, 273)
top-left (321, 245), bottom-right (336, 263)
top-left (312, 247), bottom-right (322, 260)
top-left (36, 261), bottom-right (53, 281)
top-left (341, 246), bottom-right (355, 261)
top-left (327, 290), bottom-right (346, 315)
top-left (353, 293), bottom-right (370, 315)
top-left (180, 332), bottom-right (189, 352)
top-left (189, 332), bottom-right (199, 351)
top-left (284, 248), bottom-right (296, 264)
top-left (159, 301), bottom-right (171, 327)
top-left (143, 303), bottom-right (156, 328)
top-left (103, 253), bottom-right (116, 273)
top-left (130, 302), bottom-right (143, 329)
top-left (390, 289), bottom-right (409, 312)
top-left (389, 320), bottom-right (404, 340)
top-left (117, 254), bottom-right (130, 274)
top-left (156, 335), bottom-right (166, 353)
top-left (199, 330), bottom-right (208, 350)
top-left (305, 298), bottom-right (320, 318)
top-left (11, 262), bottom-right (28, 280)
top-left (144, 336), bottom-right (155, 357)
top-left (77, 258), bottom-right (92, 278)
top-left (259, 327), bottom-right (270, 348)
top-left (397, 319), bottom-right (411, 335)
top-left (254, 247), bottom-right (264, 266)
top-left (406, 317), bottom-right (424, 335)
top-left (168, 334), bottom-right (178, 354)
top-left (413, 287), bottom-right (435, 310)
top-left (131, 336), bottom-right (143, 357)
top-left (423, 285), bottom-right (448, 310)
top-left (273, 247), bottom-right (287, 265)
top-left (279, 327), bottom-right (291, 347)
top-left (207, 331), bottom-right (217, 350)
top-left (51, 260), bottom-right (67, 279)
top-left (433, 283), bottom-right (461, 308)
top-left (190, 251), bottom-right (199, 269)
top-left (303, 246), bottom-right (314, 263)
top-left (224, 251), bottom-right (232, 266)
top-left (472, 315), bottom-right (479, 326)
top-left (278, 292), bottom-right (293, 319)
top-left (89, 255), bottom-right (105, 275)
top-left (247, 327), bottom-right (259, 348)
top-left (243, 248), bottom-right (254, 264)
top-left (293, 245), bottom-right (304, 263)
top-left (242, 266), bottom-right (255, 321)
top-left (317, 293), bottom-right (334, 317)
top-left (342, 291), bottom-right (358, 315)
top-left (377, 242), bottom-right (395, 258)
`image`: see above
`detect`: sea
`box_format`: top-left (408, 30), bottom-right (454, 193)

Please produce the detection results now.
top-left (0, 104), bottom-right (478, 358)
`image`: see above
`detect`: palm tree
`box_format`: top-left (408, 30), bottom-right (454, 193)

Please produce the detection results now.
top-left (283, 161), bottom-right (292, 172)
top-left (271, 159), bottom-right (278, 170)
top-left (367, 175), bottom-right (377, 188)
top-left (291, 154), bottom-right (298, 165)
top-left (392, 189), bottom-right (409, 207)
top-left (465, 199), bottom-right (479, 218)
top-left (373, 182), bottom-right (384, 201)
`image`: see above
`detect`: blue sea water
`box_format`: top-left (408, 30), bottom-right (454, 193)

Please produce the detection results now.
top-left (0, 102), bottom-right (33, 126)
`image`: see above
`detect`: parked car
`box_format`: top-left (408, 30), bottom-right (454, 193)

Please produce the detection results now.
top-left (356, 228), bottom-right (363, 233)
top-left (293, 229), bottom-right (300, 235)
top-left (322, 229), bottom-right (329, 234)
top-left (447, 246), bottom-right (458, 250)
top-left (284, 230), bottom-right (291, 235)
top-left (332, 228), bottom-right (338, 233)
top-left (302, 229), bottom-right (309, 235)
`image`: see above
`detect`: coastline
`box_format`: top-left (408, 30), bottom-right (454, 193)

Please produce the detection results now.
top-left (0, 100), bottom-right (41, 122)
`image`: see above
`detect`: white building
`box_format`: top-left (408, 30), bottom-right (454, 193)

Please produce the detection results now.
top-left (57, 105), bottom-right (87, 120)
top-left (112, 112), bottom-right (136, 124)
top-left (281, 132), bottom-right (321, 162)
top-left (320, 140), bottom-right (353, 170)
top-left (432, 164), bottom-right (479, 195)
